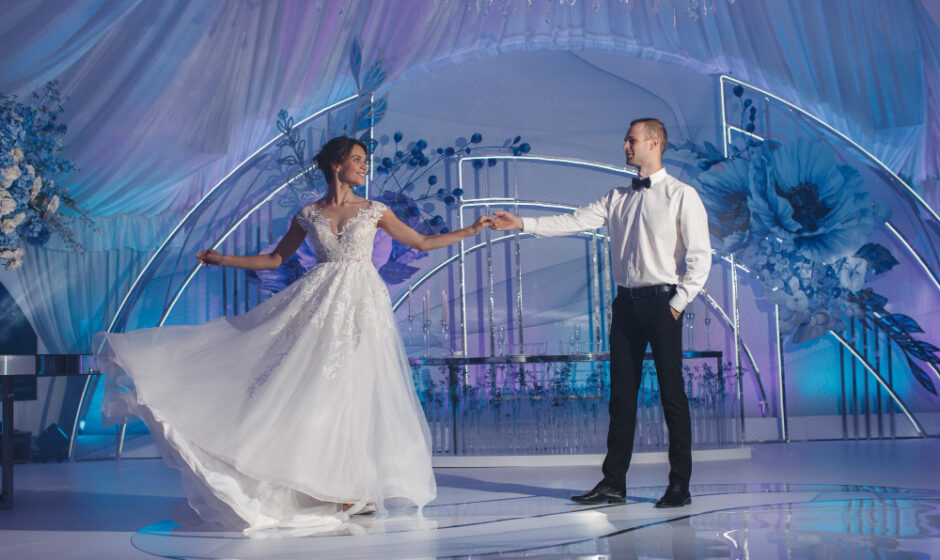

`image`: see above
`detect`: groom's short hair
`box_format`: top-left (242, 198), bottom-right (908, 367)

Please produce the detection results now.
top-left (629, 118), bottom-right (667, 155)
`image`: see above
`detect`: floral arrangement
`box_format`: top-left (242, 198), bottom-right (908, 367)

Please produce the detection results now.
top-left (671, 86), bottom-right (939, 394)
top-left (0, 81), bottom-right (91, 269)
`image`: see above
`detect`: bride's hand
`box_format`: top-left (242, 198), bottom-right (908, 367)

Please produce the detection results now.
top-left (197, 248), bottom-right (223, 266)
top-left (468, 216), bottom-right (494, 235)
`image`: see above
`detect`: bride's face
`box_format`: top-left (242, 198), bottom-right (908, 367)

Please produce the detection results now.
top-left (334, 145), bottom-right (368, 187)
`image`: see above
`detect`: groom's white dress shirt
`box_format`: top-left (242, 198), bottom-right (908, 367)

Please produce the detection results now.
top-left (520, 167), bottom-right (712, 312)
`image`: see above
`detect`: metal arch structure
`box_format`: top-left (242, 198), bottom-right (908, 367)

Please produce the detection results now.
top-left (75, 74), bottom-right (940, 458)
top-left (103, 93), bottom-right (358, 337)
top-left (719, 76), bottom-right (940, 440)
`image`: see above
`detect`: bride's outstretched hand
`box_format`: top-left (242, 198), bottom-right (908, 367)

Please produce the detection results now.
top-left (468, 215), bottom-right (494, 234)
top-left (197, 248), bottom-right (223, 266)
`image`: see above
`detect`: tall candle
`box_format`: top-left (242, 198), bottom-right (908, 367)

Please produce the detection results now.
top-left (424, 291), bottom-right (430, 318)
top-left (408, 284), bottom-right (413, 316)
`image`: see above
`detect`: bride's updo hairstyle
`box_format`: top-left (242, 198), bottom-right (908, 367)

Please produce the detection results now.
top-left (314, 136), bottom-right (368, 185)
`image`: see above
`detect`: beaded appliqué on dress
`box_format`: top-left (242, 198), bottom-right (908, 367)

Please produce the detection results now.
top-left (246, 200), bottom-right (389, 397)
top-left (295, 200), bottom-right (388, 263)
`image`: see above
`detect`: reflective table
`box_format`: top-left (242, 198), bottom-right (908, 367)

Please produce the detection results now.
top-left (0, 354), bottom-right (98, 508)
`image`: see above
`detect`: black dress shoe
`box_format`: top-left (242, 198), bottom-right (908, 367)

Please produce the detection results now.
top-left (655, 487), bottom-right (691, 508)
top-left (571, 482), bottom-right (626, 504)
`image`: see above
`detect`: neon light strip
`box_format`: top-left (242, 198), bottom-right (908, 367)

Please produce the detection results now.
top-left (107, 94), bottom-right (358, 334)
top-left (156, 169), bottom-right (308, 326)
top-left (453, 155), bottom-right (633, 353)
top-left (884, 221), bottom-right (940, 292)
top-left (726, 125), bottom-right (765, 143)
top-left (720, 75), bottom-right (940, 225)
top-left (457, 154), bottom-right (634, 176)
top-left (775, 305), bottom-right (788, 441)
top-left (828, 330), bottom-right (925, 436)
top-left (699, 289), bottom-right (765, 400)
top-left (457, 160), bottom-right (468, 355)
top-left (392, 229), bottom-right (613, 312)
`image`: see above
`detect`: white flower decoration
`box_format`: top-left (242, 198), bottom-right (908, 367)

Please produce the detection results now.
top-left (837, 256), bottom-right (868, 292)
top-left (1, 212), bottom-right (25, 234)
top-left (0, 196), bottom-right (16, 216)
top-left (2, 165), bottom-right (22, 183)
top-left (0, 247), bottom-right (26, 270)
top-left (30, 177), bottom-right (42, 200)
top-left (10, 148), bottom-right (24, 164)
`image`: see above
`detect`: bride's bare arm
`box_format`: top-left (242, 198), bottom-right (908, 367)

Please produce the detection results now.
top-left (196, 218), bottom-right (307, 270)
top-left (379, 209), bottom-right (492, 252)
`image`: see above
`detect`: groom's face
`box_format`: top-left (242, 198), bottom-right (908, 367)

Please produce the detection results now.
top-left (623, 123), bottom-right (656, 168)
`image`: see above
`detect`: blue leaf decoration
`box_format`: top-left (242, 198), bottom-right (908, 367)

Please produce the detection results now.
top-left (905, 340), bottom-right (940, 363)
top-left (354, 94), bottom-right (388, 131)
top-left (349, 40), bottom-right (362, 84)
top-left (908, 359), bottom-right (937, 395)
top-left (855, 242), bottom-right (899, 275)
top-left (852, 289), bottom-right (888, 313)
top-left (378, 261), bottom-right (420, 285)
top-left (360, 60), bottom-right (386, 95)
top-left (882, 314), bottom-right (924, 335)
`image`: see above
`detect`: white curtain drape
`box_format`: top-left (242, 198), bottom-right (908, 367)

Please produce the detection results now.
top-left (1, 0), bottom-right (938, 352)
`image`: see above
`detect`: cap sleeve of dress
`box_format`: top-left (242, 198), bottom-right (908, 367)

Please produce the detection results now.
top-left (294, 205), bottom-right (317, 232)
top-left (368, 200), bottom-right (389, 220)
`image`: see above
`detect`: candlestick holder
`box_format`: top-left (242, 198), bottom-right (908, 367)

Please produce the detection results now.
top-left (422, 319), bottom-right (431, 358)
top-left (408, 313), bottom-right (415, 355)
top-left (440, 320), bottom-right (449, 356)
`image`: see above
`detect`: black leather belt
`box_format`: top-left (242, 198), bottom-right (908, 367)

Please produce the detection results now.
top-left (617, 284), bottom-right (676, 299)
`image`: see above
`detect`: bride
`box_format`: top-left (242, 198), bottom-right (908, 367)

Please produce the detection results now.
top-left (95, 136), bottom-right (492, 533)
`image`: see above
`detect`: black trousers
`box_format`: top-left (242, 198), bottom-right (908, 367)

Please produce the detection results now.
top-left (601, 288), bottom-right (692, 492)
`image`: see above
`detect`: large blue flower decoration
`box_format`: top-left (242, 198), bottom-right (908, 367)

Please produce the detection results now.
top-left (695, 156), bottom-right (754, 254)
top-left (748, 139), bottom-right (883, 263)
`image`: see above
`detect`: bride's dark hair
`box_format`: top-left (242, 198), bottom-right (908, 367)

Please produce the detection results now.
top-left (314, 136), bottom-right (368, 185)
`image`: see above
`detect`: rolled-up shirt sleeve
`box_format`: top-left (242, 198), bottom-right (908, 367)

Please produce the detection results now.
top-left (521, 193), bottom-right (609, 237)
top-left (669, 188), bottom-right (712, 312)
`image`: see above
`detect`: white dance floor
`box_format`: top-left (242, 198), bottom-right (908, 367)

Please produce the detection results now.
top-left (2, 439), bottom-right (939, 559)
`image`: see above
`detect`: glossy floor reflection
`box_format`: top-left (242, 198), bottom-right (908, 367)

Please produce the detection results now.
top-left (129, 483), bottom-right (940, 559)
top-left (2, 439), bottom-right (940, 559)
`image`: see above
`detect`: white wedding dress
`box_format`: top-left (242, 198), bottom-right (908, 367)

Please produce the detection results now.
top-left (95, 200), bottom-right (436, 533)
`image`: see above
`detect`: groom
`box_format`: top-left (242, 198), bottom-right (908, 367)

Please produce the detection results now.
top-left (490, 118), bottom-right (711, 507)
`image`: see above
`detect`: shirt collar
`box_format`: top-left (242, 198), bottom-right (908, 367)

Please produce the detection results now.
top-left (647, 167), bottom-right (668, 185)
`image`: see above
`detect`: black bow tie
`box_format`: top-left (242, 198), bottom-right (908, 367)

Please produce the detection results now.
top-left (632, 176), bottom-right (652, 191)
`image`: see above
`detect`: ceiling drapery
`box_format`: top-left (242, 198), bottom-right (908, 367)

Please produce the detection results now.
top-left (0, 0), bottom-right (937, 218)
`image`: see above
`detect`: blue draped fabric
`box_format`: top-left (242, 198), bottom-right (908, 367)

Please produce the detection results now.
top-left (0, 0), bottom-right (938, 352)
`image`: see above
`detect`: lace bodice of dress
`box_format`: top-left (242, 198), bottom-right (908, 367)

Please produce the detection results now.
top-left (294, 200), bottom-right (388, 263)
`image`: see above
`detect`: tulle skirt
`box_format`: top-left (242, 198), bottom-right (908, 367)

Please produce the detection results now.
top-left (94, 261), bottom-right (436, 533)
